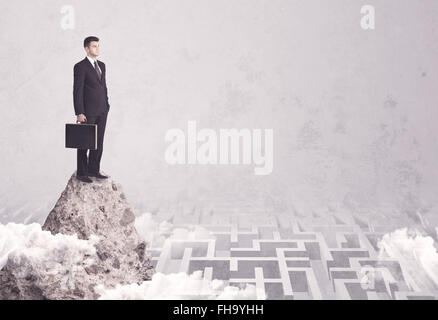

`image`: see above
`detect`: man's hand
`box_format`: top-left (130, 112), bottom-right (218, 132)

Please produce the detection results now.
top-left (77, 114), bottom-right (87, 123)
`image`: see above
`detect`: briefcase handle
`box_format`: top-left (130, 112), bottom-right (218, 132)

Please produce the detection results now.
top-left (76, 120), bottom-right (87, 124)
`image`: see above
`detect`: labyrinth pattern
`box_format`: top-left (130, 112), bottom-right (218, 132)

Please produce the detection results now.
top-left (139, 199), bottom-right (438, 300)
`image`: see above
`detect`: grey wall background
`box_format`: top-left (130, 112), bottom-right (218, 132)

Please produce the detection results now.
top-left (1, 0), bottom-right (437, 224)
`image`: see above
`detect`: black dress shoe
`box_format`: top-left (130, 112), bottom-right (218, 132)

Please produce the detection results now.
top-left (89, 172), bottom-right (108, 179)
top-left (77, 175), bottom-right (93, 183)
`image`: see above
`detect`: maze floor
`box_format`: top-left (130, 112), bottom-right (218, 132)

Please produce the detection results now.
top-left (135, 199), bottom-right (438, 300)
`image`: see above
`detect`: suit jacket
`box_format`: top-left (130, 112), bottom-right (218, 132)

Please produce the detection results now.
top-left (73, 57), bottom-right (110, 116)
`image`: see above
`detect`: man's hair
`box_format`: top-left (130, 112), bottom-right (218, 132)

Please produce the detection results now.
top-left (84, 36), bottom-right (99, 48)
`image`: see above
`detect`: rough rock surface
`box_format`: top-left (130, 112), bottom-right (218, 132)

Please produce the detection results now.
top-left (0, 172), bottom-right (155, 300)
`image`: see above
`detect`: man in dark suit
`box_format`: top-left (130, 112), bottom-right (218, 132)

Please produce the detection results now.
top-left (73, 36), bottom-right (110, 183)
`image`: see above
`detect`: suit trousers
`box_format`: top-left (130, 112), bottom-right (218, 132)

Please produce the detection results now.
top-left (77, 112), bottom-right (108, 176)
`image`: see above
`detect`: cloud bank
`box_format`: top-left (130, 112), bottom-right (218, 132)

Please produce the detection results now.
top-left (378, 228), bottom-right (438, 293)
top-left (95, 270), bottom-right (258, 300)
top-left (0, 222), bottom-right (97, 271)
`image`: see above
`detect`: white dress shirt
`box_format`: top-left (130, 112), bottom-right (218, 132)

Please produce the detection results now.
top-left (86, 56), bottom-right (102, 75)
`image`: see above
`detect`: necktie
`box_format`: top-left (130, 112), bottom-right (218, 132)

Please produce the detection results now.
top-left (94, 61), bottom-right (102, 80)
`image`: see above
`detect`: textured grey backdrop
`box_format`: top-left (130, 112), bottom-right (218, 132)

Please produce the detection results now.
top-left (1, 0), bottom-right (437, 224)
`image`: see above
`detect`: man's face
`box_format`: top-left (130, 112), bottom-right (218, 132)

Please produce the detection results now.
top-left (85, 41), bottom-right (99, 57)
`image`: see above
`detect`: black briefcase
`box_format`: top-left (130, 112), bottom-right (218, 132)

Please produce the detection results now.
top-left (65, 122), bottom-right (97, 150)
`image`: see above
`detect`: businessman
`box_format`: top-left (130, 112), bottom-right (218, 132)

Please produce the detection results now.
top-left (73, 36), bottom-right (110, 183)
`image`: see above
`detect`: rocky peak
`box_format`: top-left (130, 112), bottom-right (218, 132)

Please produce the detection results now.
top-left (0, 172), bottom-right (155, 299)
